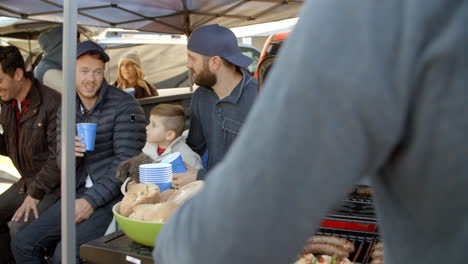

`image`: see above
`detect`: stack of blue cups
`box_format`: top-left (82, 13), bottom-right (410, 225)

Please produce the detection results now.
top-left (139, 163), bottom-right (172, 191)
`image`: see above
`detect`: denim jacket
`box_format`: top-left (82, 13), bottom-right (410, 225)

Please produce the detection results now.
top-left (186, 71), bottom-right (257, 180)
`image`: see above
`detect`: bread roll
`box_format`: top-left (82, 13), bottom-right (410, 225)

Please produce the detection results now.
top-left (129, 201), bottom-right (178, 222)
top-left (168, 180), bottom-right (204, 205)
top-left (119, 183), bottom-right (160, 217)
top-left (160, 189), bottom-right (177, 202)
top-left (127, 204), bottom-right (155, 220)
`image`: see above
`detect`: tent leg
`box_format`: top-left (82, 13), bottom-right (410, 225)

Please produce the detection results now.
top-left (62, 0), bottom-right (77, 263)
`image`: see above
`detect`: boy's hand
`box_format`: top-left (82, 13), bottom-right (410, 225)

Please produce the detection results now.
top-left (172, 163), bottom-right (197, 188)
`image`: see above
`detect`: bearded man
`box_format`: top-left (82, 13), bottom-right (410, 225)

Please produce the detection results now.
top-left (171, 24), bottom-right (258, 188)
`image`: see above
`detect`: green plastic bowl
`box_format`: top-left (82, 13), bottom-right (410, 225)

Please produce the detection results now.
top-left (112, 202), bottom-right (166, 247)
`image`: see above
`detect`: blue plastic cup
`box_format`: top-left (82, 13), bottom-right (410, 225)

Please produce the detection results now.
top-left (140, 176), bottom-right (172, 192)
top-left (124, 88), bottom-right (135, 95)
top-left (162, 153), bottom-right (187, 173)
top-left (140, 177), bottom-right (172, 192)
top-left (155, 182), bottom-right (172, 192)
top-left (76, 123), bottom-right (97, 151)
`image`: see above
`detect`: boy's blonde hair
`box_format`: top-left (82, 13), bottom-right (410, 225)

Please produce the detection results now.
top-left (150, 104), bottom-right (186, 137)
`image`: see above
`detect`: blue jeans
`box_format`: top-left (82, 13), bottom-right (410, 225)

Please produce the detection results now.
top-left (0, 182), bottom-right (58, 264)
top-left (11, 191), bottom-right (116, 264)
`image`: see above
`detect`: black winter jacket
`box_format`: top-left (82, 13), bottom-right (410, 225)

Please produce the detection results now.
top-left (57, 80), bottom-right (146, 208)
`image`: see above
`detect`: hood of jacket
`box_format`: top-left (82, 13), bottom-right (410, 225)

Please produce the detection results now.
top-left (34, 26), bottom-right (63, 81)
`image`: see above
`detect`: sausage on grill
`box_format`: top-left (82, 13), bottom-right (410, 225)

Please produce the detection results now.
top-left (371, 242), bottom-right (384, 264)
top-left (303, 243), bottom-right (349, 259)
top-left (371, 249), bottom-right (383, 259)
top-left (308, 236), bottom-right (355, 253)
top-left (374, 242), bottom-right (384, 251)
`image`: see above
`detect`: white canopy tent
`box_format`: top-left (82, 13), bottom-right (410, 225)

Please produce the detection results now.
top-left (0, 1), bottom-right (304, 263)
top-left (0, 0), bottom-right (303, 35)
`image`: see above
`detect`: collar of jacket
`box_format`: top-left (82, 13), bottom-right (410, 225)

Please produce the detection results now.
top-left (159, 136), bottom-right (186, 156)
top-left (204, 70), bottom-right (253, 104)
top-left (0, 73), bottom-right (41, 110)
top-left (76, 79), bottom-right (109, 115)
top-left (27, 78), bottom-right (42, 110)
top-left (145, 135), bottom-right (186, 161)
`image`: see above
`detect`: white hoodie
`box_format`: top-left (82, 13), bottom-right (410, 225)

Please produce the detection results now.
top-left (142, 136), bottom-right (203, 170)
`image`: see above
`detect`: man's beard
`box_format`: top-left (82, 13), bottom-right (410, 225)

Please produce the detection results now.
top-left (194, 67), bottom-right (217, 88)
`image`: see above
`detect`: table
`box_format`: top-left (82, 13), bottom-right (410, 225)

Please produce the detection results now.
top-left (80, 231), bottom-right (154, 264)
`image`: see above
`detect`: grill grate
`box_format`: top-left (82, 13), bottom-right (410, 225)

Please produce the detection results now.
top-left (344, 195), bottom-right (373, 205)
top-left (327, 191), bottom-right (378, 224)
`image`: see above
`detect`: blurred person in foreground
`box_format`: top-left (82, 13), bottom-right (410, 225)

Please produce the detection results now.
top-left (154, 0), bottom-right (468, 263)
top-left (112, 50), bottom-right (159, 98)
top-left (0, 45), bottom-right (61, 264)
top-left (11, 41), bottom-right (147, 263)
top-left (172, 24), bottom-right (257, 188)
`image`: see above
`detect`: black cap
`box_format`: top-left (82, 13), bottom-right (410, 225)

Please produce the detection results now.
top-left (76, 40), bottom-right (109, 62)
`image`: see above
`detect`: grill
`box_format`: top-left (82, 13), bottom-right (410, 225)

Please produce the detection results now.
top-left (315, 227), bottom-right (379, 264)
top-left (321, 187), bottom-right (379, 233)
top-left (329, 191), bottom-right (377, 223)
top-left (312, 186), bottom-right (381, 263)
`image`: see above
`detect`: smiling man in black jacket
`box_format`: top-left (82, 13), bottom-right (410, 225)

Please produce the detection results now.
top-left (0, 45), bottom-right (61, 264)
top-left (11, 41), bottom-right (147, 264)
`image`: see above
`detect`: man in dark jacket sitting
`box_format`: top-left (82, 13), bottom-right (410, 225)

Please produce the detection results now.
top-left (0, 45), bottom-right (61, 264)
top-left (11, 41), bottom-right (147, 263)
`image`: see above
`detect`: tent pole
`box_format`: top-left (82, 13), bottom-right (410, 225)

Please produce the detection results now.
top-left (182, 0), bottom-right (194, 92)
top-left (62, 0), bottom-right (77, 263)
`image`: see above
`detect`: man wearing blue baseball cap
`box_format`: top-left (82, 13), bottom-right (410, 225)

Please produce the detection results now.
top-left (12, 40), bottom-right (147, 263)
top-left (171, 24), bottom-right (258, 188)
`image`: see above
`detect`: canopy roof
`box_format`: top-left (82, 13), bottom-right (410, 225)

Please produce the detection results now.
top-left (0, 0), bottom-right (303, 35)
top-left (0, 19), bottom-right (96, 39)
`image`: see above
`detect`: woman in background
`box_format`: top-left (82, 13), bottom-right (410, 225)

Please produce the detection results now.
top-left (113, 50), bottom-right (159, 98)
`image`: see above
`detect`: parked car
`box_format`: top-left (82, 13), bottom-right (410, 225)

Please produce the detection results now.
top-left (238, 43), bottom-right (261, 76)
top-left (254, 31), bottom-right (290, 89)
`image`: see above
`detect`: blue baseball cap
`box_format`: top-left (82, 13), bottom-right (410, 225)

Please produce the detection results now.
top-left (76, 40), bottom-right (109, 62)
top-left (188, 24), bottom-right (253, 68)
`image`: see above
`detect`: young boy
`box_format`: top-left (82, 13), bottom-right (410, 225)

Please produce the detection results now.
top-left (116, 104), bottom-right (202, 189)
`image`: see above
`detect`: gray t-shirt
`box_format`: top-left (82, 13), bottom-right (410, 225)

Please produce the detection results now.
top-left (154, 0), bottom-right (468, 263)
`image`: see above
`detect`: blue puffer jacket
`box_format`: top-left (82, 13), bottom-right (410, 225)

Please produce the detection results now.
top-left (57, 80), bottom-right (147, 208)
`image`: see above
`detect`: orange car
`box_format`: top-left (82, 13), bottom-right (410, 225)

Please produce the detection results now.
top-left (254, 31), bottom-right (290, 89)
